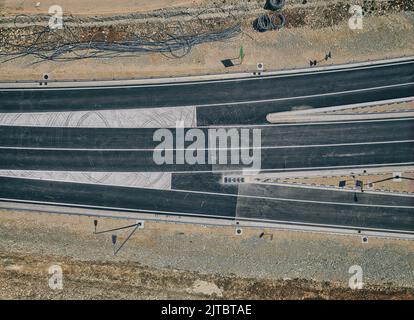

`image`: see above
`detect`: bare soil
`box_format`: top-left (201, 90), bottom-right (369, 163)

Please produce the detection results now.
top-left (1, 210), bottom-right (413, 299)
top-left (2, 249), bottom-right (413, 299)
top-left (0, 0), bottom-right (203, 16)
top-left (0, 0), bottom-right (413, 81)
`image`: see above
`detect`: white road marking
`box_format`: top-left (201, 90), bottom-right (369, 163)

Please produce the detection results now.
top-left (3, 82), bottom-right (412, 113)
top-left (0, 197), bottom-right (234, 220)
top-left (268, 97), bottom-right (414, 116)
top-left (1, 139), bottom-right (412, 151)
top-left (233, 216), bottom-right (414, 235)
top-left (1, 113), bottom-right (413, 130)
top-left (177, 188), bottom-right (414, 209)
top-left (201, 116), bottom-right (414, 128)
top-left (0, 176), bottom-right (412, 209)
top-left (126, 163), bottom-right (414, 174)
top-left (1, 57), bottom-right (412, 90)
top-left (1, 200), bottom-right (412, 236)
top-left (191, 82), bottom-right (414, 109)
top-left (2, 163), bottom-right (411, 175)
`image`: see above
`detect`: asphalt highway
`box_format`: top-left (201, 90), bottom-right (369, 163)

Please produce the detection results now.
top-left (0, 176), bottom-right (412, 231)
top-left (0, 118), bottom-right (413, 172)
top-left (1, 59), bottom-right (413, 125)
top-left (0, 59), bottom-right (413, 232)
top-left (0, 119), bottom-right (413, 148)
top-left (0, 140), bottom-right (412, 172)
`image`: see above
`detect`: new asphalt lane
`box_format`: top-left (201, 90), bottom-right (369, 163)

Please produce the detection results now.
top-left (0, 140), bottom-right (412, 172)
top-left (1, 59), bottom-right (413, 125)
top-left (0, 119), bottom-right (413, 172)
top-left (0, 176), bottom-right (412, 231)
top-left (0, 59), bottom-right (413, 232)
top-left (0, 119), bottom-right (413, 148)
top-left (0, 118), bottom-right (413, 231)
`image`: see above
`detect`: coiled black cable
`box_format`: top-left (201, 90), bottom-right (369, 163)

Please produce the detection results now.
top-left (254, 12), bottom-right (285, 32)
top-left (265, 0), bottom-right (286, 11)
top-left (0, 20), bottom-right (241, 62)
top-left (270, 12), bottom-right (286, 29)
top-left (254, 14), bottom-right (272, 32)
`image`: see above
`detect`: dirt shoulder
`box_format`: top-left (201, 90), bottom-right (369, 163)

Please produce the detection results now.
top-left (0, 0), bottom-right (203, 16)
top-left (0, 209), bottom-right (413, 299)
top-left (0, 1), bottom-right (413, 81)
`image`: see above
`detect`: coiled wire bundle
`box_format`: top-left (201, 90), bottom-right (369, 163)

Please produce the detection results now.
top-left (0, 14), bottom-right (242, 62)
top-left (254, 0), bottom-right (286, 32)
top-left (254, 13), bottom-right (285, 32)
top-left (265, 0), bottom-right (286, 11)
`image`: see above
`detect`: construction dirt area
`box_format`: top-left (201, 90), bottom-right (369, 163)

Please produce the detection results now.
top-left (0, 0), bottom-right (413, 80)
top-left (0, 0), bottom-right (414, 300)
top-left (1, 209), bottom-right (413, 299)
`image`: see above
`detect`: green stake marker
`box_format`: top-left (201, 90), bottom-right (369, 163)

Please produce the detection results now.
top-left (239, 45), bottom-right (245, 64)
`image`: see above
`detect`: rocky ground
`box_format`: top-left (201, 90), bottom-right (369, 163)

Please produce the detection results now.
top-left (0, 0), bottom-right (413, 80)
top-left (0, 210), bottom-right (413, 299)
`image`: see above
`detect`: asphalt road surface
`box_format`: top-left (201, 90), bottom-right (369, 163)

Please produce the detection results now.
top-left (0, 119), bottom-right (412, 172)
top-left (0, 119), bottom-right (413, 148)
top-left (0, 59), bottom-right (413, 232)
top-left (1, 59), bottom-right (413, 125)
top-left (0, 118), bottom-right (413, 231)
top-left (0, 176), bottom-right (412, 232)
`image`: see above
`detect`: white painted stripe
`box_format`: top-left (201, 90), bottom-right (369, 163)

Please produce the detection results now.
top-left (181, 189), bottom-right (414, 209)
top-left (1, 139), bottom-right (412, 151)
top-left (201, 116), bottom-right (414, 128)
top-left (1, 57), bottom-right (412, 90)
top-left (137, 162), bottom-right (414, 174)
top-left (228, 163), bottom-right (414, 175)
top-left (0, 163), bottom-right (413, 176)
top-left (2, 82), bottom-right (413, 114)
top-left (267, 112), bottom-right (414, 123)
top-left (0, 197), bottom-right (237, 220)
top-left (1, 176), bottom-right (412, 209)
top-left (1, 200), bottom-right (412, 237)
top-left (1, 113), bottom-right (412, 130)
top-left (234, 216), bottom-right (414, 235)
top-left (269, 97), bottom-right (414, 116)
top-left (0, 192), bottom-right (411, 227)
top-left (1, 167), bottom-right (413, 195)
top-left (190, 83), bottom-right (414, 109)
top-left (236, 218), bottom-right (414, 236)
